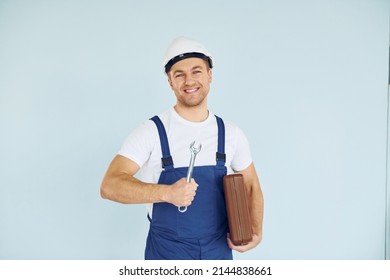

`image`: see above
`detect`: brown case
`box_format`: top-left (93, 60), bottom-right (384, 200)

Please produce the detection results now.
top-left (223, 174), bottom-right (253, 246)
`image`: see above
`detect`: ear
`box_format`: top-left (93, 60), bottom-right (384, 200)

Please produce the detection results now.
top-left (208, 69), bottom-right (213, 83)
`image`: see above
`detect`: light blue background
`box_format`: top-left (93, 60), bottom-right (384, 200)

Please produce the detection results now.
top-left (0, 0), bottom-right (389, 259)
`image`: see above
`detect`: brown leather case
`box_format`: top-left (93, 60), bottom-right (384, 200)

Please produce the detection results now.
top-left (223, 174), bottom-right (253, 246)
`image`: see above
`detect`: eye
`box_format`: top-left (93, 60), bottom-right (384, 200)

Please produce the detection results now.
top-left (175, 73), bottom-right (184, 78)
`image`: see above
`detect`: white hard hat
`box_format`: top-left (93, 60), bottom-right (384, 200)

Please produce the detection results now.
top-left (163, 37), bottom-right (213, 73)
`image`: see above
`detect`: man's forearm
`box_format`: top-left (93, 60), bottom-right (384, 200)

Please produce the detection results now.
top-left (100, 173), bottom-right (168, 204)
top-left (250, 186), bottom-right (264, 237)
top-left (240, 163), bottom-right (264, 237)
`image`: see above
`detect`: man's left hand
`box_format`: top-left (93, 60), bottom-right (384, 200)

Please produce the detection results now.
top-left (227, 233), bottom-right (262, 253)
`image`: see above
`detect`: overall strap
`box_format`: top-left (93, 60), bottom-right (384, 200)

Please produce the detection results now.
top-left (150, 116), bottom-right (174, 170)
top-left (215, 115), bottom-right (226, 167)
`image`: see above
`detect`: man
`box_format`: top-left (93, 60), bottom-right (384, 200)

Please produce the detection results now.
top-left (100, 37), bottom-right (263, 260)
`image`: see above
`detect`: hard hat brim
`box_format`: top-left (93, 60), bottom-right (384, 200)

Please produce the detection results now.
top-left (164, 52), bottom-right (213, 73)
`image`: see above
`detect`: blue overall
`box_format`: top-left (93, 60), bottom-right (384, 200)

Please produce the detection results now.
top-left (145, 115), bottom-right (232, 260)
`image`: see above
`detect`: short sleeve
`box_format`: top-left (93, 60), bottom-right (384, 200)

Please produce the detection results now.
top-left (117, 120), bottom-right (156, 168)
top-left (230, 126), bottom-right (253, 172)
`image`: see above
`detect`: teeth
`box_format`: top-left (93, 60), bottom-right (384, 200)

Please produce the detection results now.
top-left (185, 88), bottom-right (197, 93)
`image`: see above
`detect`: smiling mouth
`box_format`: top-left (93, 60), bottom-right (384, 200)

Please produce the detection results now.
top-left (184, 88), bottom-right (199, 94)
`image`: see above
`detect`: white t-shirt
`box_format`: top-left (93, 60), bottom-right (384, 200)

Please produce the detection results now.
top-left (117, 108), bottom-right (253, 214)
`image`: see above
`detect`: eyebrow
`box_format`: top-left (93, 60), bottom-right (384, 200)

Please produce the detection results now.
top-left (172, 65), bottom-right (204, 75)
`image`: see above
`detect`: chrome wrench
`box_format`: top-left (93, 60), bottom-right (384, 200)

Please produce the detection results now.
top-left (178, 141), bottom-right (202, 213)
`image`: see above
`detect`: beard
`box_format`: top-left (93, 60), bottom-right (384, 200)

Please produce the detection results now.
top-left (175, 91), bottom-right (208, 108)
top-left (175, 87), bottom-right (208, 108)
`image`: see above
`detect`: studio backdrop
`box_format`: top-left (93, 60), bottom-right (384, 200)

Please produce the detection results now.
top-left (0, 0), bottom-right (389, 259)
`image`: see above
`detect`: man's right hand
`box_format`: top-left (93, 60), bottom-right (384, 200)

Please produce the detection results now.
top-left (163, 178), bottom-right (199, 207)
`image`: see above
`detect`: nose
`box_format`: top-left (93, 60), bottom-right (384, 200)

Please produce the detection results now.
top-left (184, 74), bottom-right (195, 86)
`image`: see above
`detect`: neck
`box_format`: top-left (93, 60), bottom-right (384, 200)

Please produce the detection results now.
top-left (174, 103), bottom-right (209, 122)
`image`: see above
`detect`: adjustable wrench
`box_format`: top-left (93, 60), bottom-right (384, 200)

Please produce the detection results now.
top-left (178, 141), bottom-right (202, 213)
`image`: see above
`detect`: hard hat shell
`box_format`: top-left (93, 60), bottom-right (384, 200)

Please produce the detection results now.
top-left (163, 37), bottom-right (213, 73)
